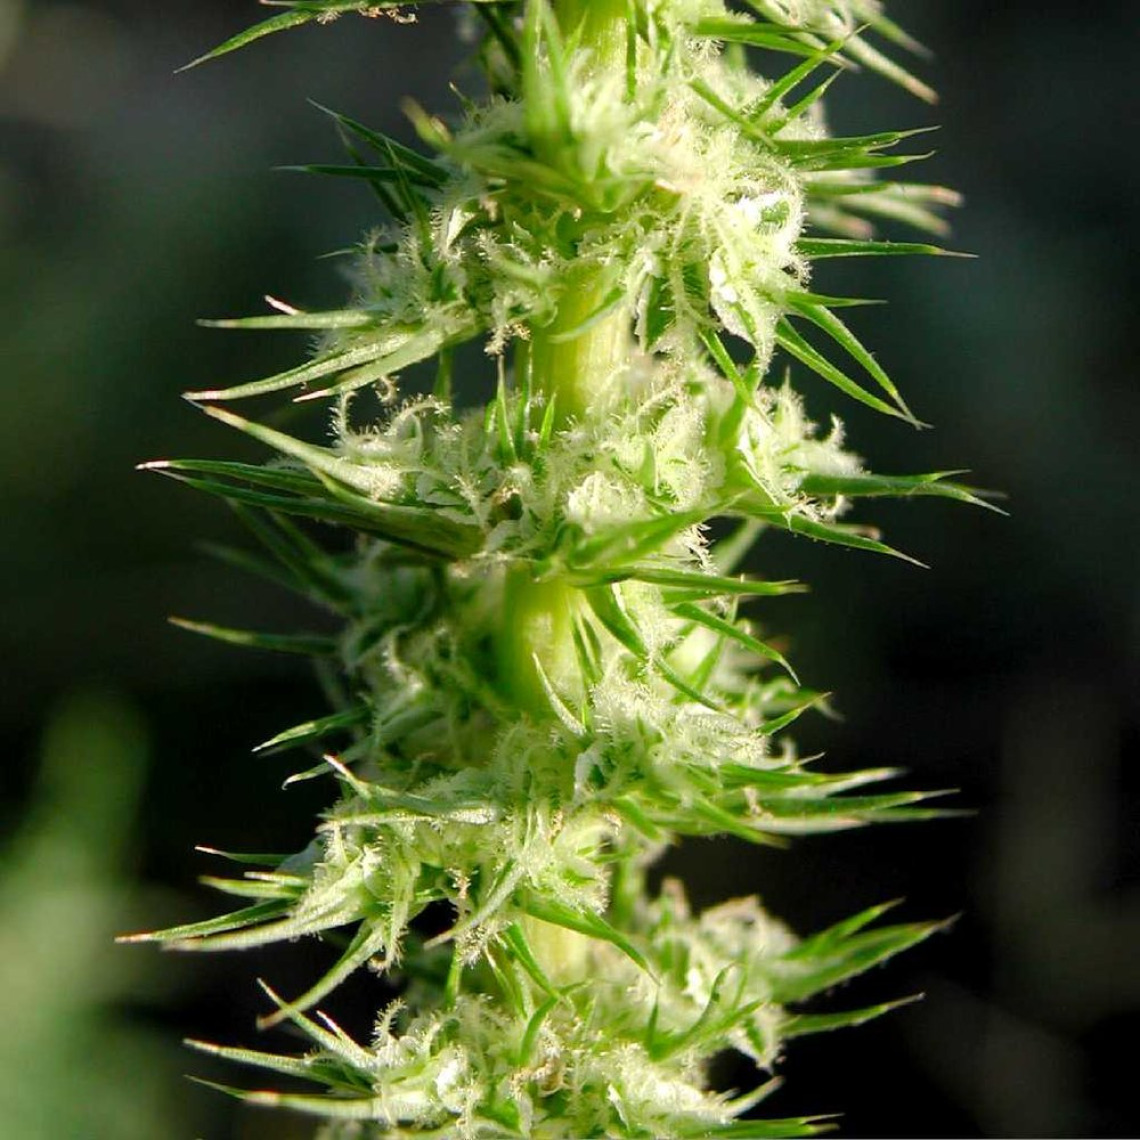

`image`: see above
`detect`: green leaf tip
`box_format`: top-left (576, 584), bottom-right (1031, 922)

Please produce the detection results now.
top-left (177, 2), bottom-right (445, 72)
top-left (168, 616), bottom-right (337, 657)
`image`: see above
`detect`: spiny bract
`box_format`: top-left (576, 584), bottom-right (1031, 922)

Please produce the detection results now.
top-left (128, 2), bottom-right (988, 1136)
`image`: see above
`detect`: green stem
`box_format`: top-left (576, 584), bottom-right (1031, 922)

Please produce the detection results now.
top-left (521, 914), bottom-right (593, 984)
top-left (529, 261), bottom-right (630, 425)
top-left (554, 0), bottom-right (629, 72)
top-left (497, 572), bottom-right (585, 715)
top-left (492, 0), bottom-right (637, 978)
top-left (528, 0), bottom-right (633, 424)
top-left (499, 0), bottom-right (634, 708)
top-left (499, 261), bottom-right (631, 712)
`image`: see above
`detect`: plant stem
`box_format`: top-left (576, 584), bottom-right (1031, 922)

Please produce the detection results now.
top-left (499, 231), bottom-right (632, 712)
top-left (497, 572), bottom-right (585, 715)
top-left (499, 0), bottom-right (633, 712)
top-left (521, 914), bottom-right (593, 983)
top-left (554, 0), bottom-right (629, 72)
top-left (495, 3), bottom-right (636, 978)
top-left (529, 261), bottom-right (631, 424)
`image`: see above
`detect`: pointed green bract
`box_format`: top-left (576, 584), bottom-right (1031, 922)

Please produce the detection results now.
top-left (136, 3), bottom-right (984, 1136)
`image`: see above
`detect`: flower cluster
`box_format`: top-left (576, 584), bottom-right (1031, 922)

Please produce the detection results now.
top-left (130, 2), bottom-right (987, 1136)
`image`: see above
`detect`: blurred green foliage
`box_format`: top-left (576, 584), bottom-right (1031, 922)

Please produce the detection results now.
top-left (0, 691), bottom-right (199, 1138)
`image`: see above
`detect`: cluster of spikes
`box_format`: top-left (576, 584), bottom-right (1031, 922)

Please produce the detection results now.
top-left (127, 2), bottom-right (992, 1136)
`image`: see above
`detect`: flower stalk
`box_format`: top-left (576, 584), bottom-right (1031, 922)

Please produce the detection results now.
top-left (126, 3), bottom-right (992, 1136)
top-left (555, 0), bottom-right (628, 70)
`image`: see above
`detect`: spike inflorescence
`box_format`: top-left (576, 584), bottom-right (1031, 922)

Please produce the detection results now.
top-left (130, 3), bottom-right (986, 1136)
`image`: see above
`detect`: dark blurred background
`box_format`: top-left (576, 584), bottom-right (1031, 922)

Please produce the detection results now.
top-left (1, 1), bottom-right (1136, 1136)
